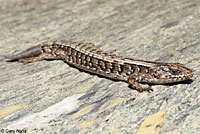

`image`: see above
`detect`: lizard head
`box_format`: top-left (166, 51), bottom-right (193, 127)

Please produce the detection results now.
top-left (149, 63), bottom-right (193, 84)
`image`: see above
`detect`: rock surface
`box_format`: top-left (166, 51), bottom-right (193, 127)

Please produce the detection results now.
top-left (0, 0), bottom-right (199, 134)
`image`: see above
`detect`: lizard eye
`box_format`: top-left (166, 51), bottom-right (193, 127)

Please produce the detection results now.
top-left (171, 69), bottom-right (180, 75)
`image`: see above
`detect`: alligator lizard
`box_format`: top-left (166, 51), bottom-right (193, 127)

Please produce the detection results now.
top-left (5, 40), bottom-right (193, 92)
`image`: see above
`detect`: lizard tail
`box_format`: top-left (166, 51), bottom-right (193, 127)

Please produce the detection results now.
top-left (5, 45), bottom-right (43, 60)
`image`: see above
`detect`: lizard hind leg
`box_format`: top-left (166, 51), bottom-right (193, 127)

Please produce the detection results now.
top-left (17, 54), bottom-right (47, 64)
top-left (5, 45), bottom-right (54, 64)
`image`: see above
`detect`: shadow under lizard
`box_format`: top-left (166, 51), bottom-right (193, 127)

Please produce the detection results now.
top-left (5, 40), bottom-right (193, 92)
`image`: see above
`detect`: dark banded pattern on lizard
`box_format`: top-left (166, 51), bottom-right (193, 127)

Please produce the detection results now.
top-left (5, 40), bottom-right (193, 92)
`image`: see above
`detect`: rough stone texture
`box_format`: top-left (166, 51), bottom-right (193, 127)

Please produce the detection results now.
top-left (0, 0), bottom-right (199, 134)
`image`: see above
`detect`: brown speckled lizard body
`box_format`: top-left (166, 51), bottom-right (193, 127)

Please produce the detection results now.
top-left (5, 40), bottom-right (193, 92)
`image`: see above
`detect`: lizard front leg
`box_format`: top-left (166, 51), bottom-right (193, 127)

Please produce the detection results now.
top-left (128, 75), bottom-right (153, 92)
